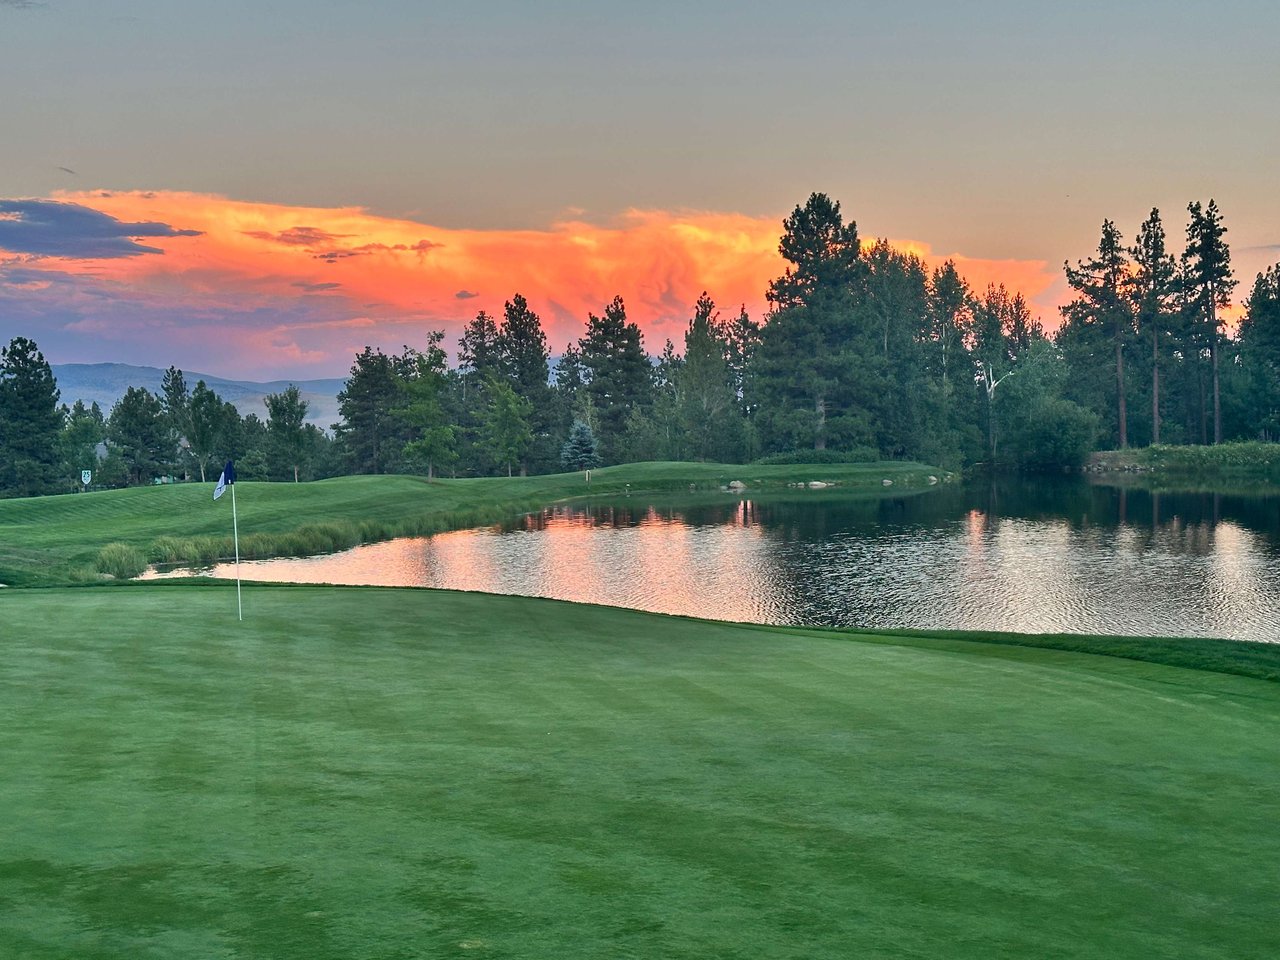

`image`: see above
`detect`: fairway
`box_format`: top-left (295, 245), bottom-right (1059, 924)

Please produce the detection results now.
top-left (2, 586), bottom-right (1278, 958)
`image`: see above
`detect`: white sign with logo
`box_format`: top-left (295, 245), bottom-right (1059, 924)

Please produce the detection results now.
top-left (81, 470), bottom-right (92, 486)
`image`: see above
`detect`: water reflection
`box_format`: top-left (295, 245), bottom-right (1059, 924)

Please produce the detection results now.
top-left (145, 480), bottom-right (1280, 642)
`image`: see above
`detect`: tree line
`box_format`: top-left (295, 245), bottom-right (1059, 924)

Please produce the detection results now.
top-left (3, 192), bottom-right (1279, 497)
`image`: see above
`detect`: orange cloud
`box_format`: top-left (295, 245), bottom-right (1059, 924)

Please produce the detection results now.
top-left (6, 190), bottom-right (1063, 377)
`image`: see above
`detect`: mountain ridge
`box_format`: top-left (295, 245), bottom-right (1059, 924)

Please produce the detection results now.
top-left (52, 362), bottom-right (344, 430)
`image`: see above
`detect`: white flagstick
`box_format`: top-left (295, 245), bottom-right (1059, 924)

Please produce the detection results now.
top-left (231, 481), bottom-right (242, 621)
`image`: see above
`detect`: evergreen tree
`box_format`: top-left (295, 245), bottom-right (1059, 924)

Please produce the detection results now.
top-left (1061, 219), bottom-right (1133, 447)
top-left (754, 193), bottom-right (866, 452)
top-left (60, 399), bottom-right (106, 488)
top-left (1182, 199), bottom-right (1236, 444)
top-left (335, 347), bottom-right (403, 474)
top-left (458, 310), bottom-right (502, 395)
top-left (107, 386), bottom-right (168, 485)
top-left (678, 293), bottom-right (741, 461)
top-left (0, 337), bottom-right (63, 497)
top-left (265, 384), bottom-right (310, 482)
top-left (160, 365), bottom-right (191, 476)
top-left (497, 293), bottom-right (554, 469)
top-left (561, 419), bottom-right (601, 471)
top-left (579, 295), bottom-right (653, 462)
top-left (1237, 264), bottom-right (1280, 439)
top-left (1128, 208), bottom-right (1178, 444)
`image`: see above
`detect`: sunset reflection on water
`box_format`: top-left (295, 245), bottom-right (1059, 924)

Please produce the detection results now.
top-left (145, 488), bottom-right (1280, 642)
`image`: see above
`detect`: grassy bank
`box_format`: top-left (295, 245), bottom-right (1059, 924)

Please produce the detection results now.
top-left (2, 585), bottom-right (1277, 959)
top-left (1089, 441), bottom-right (1280, 486)
top-left (0, 460), bottom-right (945, 587)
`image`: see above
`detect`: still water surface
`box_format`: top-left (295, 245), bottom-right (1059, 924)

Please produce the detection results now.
top-left (148, 480), bottom-right (1280, 641)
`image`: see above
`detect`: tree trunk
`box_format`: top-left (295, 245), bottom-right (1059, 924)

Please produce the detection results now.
top-left (1211, 332), bottom-right (1221, 445)
top-left (1151, 326), bottom-right (1160, 445)
top-left (293, 464), bottom-right (299, 483)
top-left (1116, 339), bottom-right (1127, 448)
top-left (814, 395), bottom-right (827, 451)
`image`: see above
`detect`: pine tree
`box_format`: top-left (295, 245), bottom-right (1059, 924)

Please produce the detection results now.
top-left (579, 295), bottom-right (653, 462)
top-left (335, 347), bottom-right (403, 474)
top-left (1128, 208), bottom-right (1178, 445)
top-left (160, 365), bottom-right (191, 476)
top-left (1237, 264), bottom-right (1280, 439)
top-left (561, 419), bottom-right (601, 471)
top-left (1183, 200), bottom-right (1236, 444)
top-left (0, 337), bottom-right (63, 496)
top-left (107, 386), bottom-right (167, 485)
top-left (1062, 219), bottom-right (1133, 447)
top-left (755, 193), bottom-right (865, 452)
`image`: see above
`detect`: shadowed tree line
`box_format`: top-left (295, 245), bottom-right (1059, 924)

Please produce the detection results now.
top-left (3, 193), bottom-right (1279, 496)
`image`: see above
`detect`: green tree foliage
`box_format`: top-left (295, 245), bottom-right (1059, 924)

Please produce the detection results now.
top-left (60, 399), bottom-right (106, 487)
top-left (265, 384), bottom-right (310, 482)
top-left (561, 419), bottom-right (601, 471)
top-left (1182, 199), bottom-right (1236, 444)
top-left (159, 365), bottom-right (191, 476)
top-left (1060, 219), bottom-right (1133, 448)
top-left (973, 285), bottom-right (1039, 461)
top-left (678, 293), bottom-right (743, 461)
top-left (996, 338), bottom-right (1099, 470)
top-left (335, 347), bottom-right (404, 474)
top-left (107, 386), bottom-right (168, 485)
top-left (399, 332), bottom-right (456, 480)
top-left (1128, 209), bottom-right (1178, 445)
top-left (1236, 264), bottom-right (1280, 439)
top-left (753, 193), bottom-right (869, 453)
top-left (185, 381), bottom-right (238, 482)
top-left (580, 295), bottom-right (653, 462)
top-left (496, 293), bottom-right (555, 470)
top-left (0, 337), bottom-right (63, 496)
top-left (481, 376), bottom-right (534, 477)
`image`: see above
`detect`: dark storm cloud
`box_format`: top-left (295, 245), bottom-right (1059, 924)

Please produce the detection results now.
top-left (454, 290), bottom-right (479, 300)
top-left (0, 199), bottom-right (200, 259)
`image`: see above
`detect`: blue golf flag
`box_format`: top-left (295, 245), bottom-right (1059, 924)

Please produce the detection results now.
top-left (213, 460), bottom-right (236, 501)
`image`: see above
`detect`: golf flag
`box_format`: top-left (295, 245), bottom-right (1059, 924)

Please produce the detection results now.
top-left (213, 460), bottom-right (236, 501)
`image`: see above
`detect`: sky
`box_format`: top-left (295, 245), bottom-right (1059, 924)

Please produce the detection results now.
top-left (1, 0), bottom-right (1277, 380)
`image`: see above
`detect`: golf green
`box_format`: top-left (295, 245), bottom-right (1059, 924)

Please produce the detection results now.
top-left (3, 585), bottom-right (1277, 958)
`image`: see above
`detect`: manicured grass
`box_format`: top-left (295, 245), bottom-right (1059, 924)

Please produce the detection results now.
top-left (0, 461), bottom-right (943, 586)
top-left (2, 585), bottom-right (1278, 958)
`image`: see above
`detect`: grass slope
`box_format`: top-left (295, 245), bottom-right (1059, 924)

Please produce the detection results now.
top-left (0, 461), bottom-right (942, 586)
top-left (3, 585), bottom-right (1278, 959)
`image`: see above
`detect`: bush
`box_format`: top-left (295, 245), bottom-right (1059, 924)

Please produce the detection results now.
top-left (95, 542), bottom-right (148, 580)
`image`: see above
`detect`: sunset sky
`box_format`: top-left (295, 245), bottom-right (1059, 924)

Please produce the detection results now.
top-left (2, 0), bottom-right (1277, 380)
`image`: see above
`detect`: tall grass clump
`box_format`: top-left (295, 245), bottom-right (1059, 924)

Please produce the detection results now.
top-left (94, 542), bottom-right (149, 580)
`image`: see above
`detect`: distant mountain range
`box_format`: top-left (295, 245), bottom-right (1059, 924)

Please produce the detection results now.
top-left (51, 363), bottom-right (345, 430)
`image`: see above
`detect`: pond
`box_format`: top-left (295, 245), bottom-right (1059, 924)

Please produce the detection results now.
top-left (145, 478), bottom-right (1280, 642)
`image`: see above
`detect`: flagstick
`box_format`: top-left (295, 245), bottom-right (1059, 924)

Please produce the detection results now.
top-left (231, 482), bottom-right (243, 621)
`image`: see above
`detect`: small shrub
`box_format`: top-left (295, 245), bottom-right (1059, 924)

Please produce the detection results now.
top-left (95, 542), bottom-right (148, 580)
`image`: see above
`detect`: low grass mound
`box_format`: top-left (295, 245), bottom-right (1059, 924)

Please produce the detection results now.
top-left (2, 585), bottom-right (1277, 958)
top-left (0, 461), bottom-right (945, 586)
